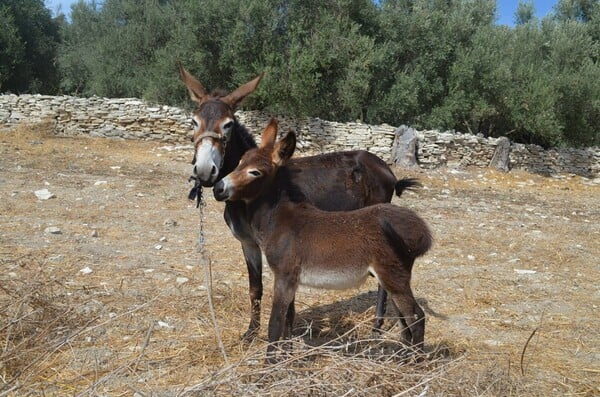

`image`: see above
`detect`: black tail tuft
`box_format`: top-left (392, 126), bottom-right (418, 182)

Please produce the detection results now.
top-left (394, 178), bottom-right (421, 197)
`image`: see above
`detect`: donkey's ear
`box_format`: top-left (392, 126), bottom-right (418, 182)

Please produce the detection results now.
top-left (222, 73), bottom-right (264, 109)
top-left (260, 118), bottom-right (278, 149)
top-left (273, 130), bottom-right (296, 166)
top-left (178, 62), bottom-right (207, 103)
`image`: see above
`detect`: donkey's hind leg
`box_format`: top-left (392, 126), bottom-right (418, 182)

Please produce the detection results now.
top-left (284, 298), bottom-right (295, 339)
top-left (373, 285), bottom-right (388, 333)
top-left (387, 300), bottom-right (413, 344)
top-left (388, 289), bottom-right (425, 351)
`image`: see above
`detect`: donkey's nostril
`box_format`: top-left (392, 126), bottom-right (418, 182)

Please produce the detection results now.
top-left (211, 165), bottom-right (218, 176)
top-left (213, 182), bottom-right (225, 200)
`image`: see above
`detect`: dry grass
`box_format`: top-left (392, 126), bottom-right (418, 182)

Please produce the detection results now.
top-left (0, 123), bottom-right (598, 396)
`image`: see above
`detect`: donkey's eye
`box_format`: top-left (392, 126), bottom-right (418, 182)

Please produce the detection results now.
top-left (223, 121), bottom-right (234, 130)
top-left (191, 119), bottom-right (199, 129)
top-left (248, 170), bottom-right (262, 177)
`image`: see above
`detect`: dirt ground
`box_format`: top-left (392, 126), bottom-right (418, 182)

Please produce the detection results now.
top-left (1, 123), bottom-right (599, 396)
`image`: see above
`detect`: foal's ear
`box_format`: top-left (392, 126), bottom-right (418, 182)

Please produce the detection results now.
top-left (178, 62), bottom-right (207, 103)
top-left (222, 73), bottom-right (264, 109)
top-left (273, 130), bottom-right (296, 166)
top-left (260, 118), bottom-right (278, 149)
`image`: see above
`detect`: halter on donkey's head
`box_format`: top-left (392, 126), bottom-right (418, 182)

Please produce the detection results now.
top-left (178, 63), bottom-right (263, 204)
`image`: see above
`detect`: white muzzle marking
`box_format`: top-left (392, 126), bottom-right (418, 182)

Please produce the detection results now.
top-left (193, 139), bottom-right (222, 184)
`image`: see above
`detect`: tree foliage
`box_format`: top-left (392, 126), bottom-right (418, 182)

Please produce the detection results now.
top-left (0, 0), bottom-right (62, 93)
top-left (2, 0), bottom-right (599, 147)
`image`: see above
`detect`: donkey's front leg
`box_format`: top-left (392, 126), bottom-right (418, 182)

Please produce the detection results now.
top-left (241, 240), bottom-right (263, 341)
top-left (266, 275), bottom-right (297, 363)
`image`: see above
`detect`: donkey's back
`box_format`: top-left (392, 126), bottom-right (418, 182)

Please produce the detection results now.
top-left (287, 150), bottom-right (418, 211)
top-left (265, 203), bottom-right (432, 291)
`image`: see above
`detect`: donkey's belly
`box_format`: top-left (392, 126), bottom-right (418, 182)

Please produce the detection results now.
top-left (299, 265), bottom-right (371, 290)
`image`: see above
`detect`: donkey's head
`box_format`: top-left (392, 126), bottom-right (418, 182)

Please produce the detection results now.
top-left (213, 118), bottom-right (296, 203)
top-left (179, 63), bottom-right (263, 186)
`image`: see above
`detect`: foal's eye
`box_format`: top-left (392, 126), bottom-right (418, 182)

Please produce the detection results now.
top-left (223, 121), bottom-right (234, 130)
top-left (248, 170), bottom-right (262, 177)
top-left (191, 119), bottom-right (199, 129)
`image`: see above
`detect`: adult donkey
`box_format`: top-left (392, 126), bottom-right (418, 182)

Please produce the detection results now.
top-left (179, 64), bottom-right (419, 340)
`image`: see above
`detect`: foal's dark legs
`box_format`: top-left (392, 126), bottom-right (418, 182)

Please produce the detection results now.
top-left (388, 290), bottom-right (425, 350)
top-left (285, 298), bottom-right (295, 339)
top-left (373, 285), bottom-right (388, 332)
top-left (241, 240), bottom-right (263, 341)
top-left (266, 275), bottom-right (298, 363)
top-left (378, 263), bottom-right (425, 350)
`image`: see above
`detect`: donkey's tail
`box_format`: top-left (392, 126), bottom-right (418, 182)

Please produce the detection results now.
top-left (394, 178), bottom-right (421, 197)
top-left (380, 216), bottom-right (432, 262)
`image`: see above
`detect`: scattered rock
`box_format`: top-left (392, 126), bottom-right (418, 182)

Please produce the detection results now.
top-left (44, 226), bottom-right (62, 234)
top-left (164, 219), bottom-right (178, 227)
top-left (94, 180), bottom-right (108, 186)
top-left (35, 189), bottom-right (56, 200)
top-left (91, 230), bottom-right (99, 237)
top-left (176, 277), bottom-right (189, 285)
top-left (514, 269), bottom-right (537, 275)
top-left (157, 321), bottom-right (173, 329)
top-left (154, 244), bottom-right (162, 250)
top-left (80, 266), bottom-right (93, 274)
top-left (77, 299), bottom-right (105, 316)
top-left (159, 145), bottom-right (193, 151)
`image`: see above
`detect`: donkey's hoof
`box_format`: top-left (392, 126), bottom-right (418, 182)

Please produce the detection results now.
top-left (241, 328), bottom-right (259, 343)
top-left (264, 355), bottom-right (279, 365)
top-left (370, 325), bottom-right (384, 337)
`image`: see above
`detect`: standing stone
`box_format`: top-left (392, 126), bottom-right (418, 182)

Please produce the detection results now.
top-left (391, 125), bottom-right (419, 168)
top-left (489, 137), bottom-right (511, 172)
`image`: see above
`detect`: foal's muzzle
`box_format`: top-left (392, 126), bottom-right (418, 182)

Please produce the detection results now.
top-left (213, 179), bottom-right (230, 202)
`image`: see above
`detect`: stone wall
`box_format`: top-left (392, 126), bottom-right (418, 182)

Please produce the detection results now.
top-left (1, 94), bottom-right (598, 177)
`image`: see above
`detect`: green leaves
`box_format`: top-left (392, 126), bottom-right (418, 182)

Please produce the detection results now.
top-left (0, 0), bottom-right (61, 93)
top-left (6, 0), bottom-right (590, 148)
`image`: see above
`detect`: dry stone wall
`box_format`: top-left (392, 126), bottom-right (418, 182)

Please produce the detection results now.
top-left (1, 94), bottom-right (598, 177)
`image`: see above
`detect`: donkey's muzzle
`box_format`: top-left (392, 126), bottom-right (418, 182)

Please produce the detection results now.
top-left (192, 139), bottom-right (222, 187)
top-left (213, 180), bottom-right (228, 202)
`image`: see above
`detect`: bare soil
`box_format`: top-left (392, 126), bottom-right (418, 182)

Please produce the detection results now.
top-left (1, 123), bottom-right (598, 396)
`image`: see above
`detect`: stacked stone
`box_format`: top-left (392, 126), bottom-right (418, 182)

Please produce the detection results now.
top-left (0, 94), bottom-right (62, 123)
top-left (511, 143), bottom-right (599, 176)
top-left (1, 94), bottom-right (598, 176)
top-left (415, 130), bottom-right (499, 169)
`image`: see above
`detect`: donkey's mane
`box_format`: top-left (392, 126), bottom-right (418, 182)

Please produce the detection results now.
top-left (233, 119), bottom-right (258, 150)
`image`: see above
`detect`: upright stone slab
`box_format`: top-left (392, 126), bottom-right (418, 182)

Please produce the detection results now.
top-left (391, 125), bottom-right (418, 168)
top-left (489, 136), bottom-right (511, 172)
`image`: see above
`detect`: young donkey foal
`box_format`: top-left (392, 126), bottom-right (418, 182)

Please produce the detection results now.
top-left (214, 119), bottom-right (433, 361)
